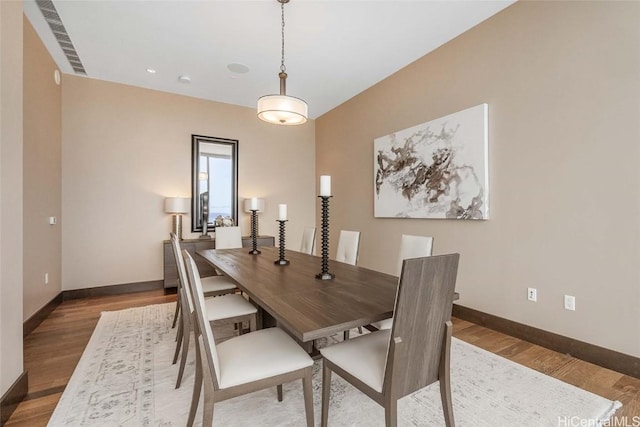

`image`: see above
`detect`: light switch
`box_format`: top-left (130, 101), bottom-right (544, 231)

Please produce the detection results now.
top-left (49, 216), bottom-right (57, 225)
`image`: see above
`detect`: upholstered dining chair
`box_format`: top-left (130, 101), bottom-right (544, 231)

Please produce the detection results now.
top-left (183, 251), bottom-right (315, 427)
top-left (370, 234), bottom-right (434, 330)
top-left (171, 235), bottom-right (257, 389)
top-left (335, 230), bottom-right (361, 266)
top-left (321, 253), bottom-right (460, 427)
top-left (300, 226), bottom-right (316, 255)
top-left (214, 225), bottom-right (243, 249)
top-left (170, 233), bottom-right (238, 329)
top-left (208, 225), bottom-right (244, 278)
top-left (335, 230), bottom-right (361, 339)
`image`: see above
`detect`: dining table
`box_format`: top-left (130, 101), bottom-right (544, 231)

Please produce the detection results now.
top-left (197, 246), bottom-right (458, 347)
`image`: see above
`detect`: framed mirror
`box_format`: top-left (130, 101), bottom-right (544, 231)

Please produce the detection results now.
top-left (191, 135), bottom-right (238, 232)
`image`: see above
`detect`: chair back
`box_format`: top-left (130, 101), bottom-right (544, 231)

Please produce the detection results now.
top-left (171, 236), bottom-right (196, 325)
top-left (170, 232), bottom-right (181, 274)
top-left (335, 230), bottom-right (361, 266)
top-left (183, 250), bottom-right (222, 389)
top-left (383, 253), bottom-right (459, 399)
top-left (170, 236), bottom-right (190, 297)
top-left (170, 233), bottom-right (185, 290)
top-left (396, 234), bottom-right (434, 276)
top-left (300, 227), bottom-right (316, 255)
top-left (215, 226), bottom-right (242, 249)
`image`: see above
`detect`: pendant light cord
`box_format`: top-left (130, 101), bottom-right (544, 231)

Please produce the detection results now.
top-left (280, 0), bottom-right (286, 74)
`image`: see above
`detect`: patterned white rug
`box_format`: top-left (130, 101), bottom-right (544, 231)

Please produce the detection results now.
top-left (48, 303), bottom-right (621, 427)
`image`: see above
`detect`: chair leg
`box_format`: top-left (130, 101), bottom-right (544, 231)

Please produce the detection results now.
top-left (357, 326), bottom-right (363, 334)
top-left (302, 368), bottom-right (314, 427)
top-left (321, 362), bottom-right (332, 427)
top-left (277, 384), bottom-right (283, 402)
top-left (172, 314), bottom-right (184, 364)
top-left (174, 307), bottom-right (183, 342)
top-left (343, 330), bottom-right (350, 340)
top-left (440, 379), bottom-right (455, 427)
top-left (171, 297), bottom-right (180, 328)
top-left (439, 321), bottom-right (455, 427)
top-left (175, 319), bottom-right (191, 388)
top-left (202, 362), bottom-right (215, 427)
top-left (249, 314), bottom-right (256, 332)
top-left (384, 398), bottom-right (398, 427)
top-left (187, 336), bottom-right (203, 427)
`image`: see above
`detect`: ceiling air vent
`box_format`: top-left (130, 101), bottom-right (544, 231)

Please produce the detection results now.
top-left (36, 0), bottom-right (86, 75)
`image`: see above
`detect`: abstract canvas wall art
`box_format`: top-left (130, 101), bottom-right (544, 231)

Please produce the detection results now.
top-left (374, 104), bottom-right (488, 219)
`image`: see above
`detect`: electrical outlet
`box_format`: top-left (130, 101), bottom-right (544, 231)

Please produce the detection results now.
top-left (527, 287), bottom-right (537, 302)
top-left (45, 273), bottom-right (49, 285)
top-left (564, 295), bottom-right (576, 311)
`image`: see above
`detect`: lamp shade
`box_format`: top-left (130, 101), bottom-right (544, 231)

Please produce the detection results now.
top-left (257, 94), bottom-right (308, 125)
top-left (243, 198), bottom-right (265, 213)
top-left (164, 197), bottom-right (190, 214)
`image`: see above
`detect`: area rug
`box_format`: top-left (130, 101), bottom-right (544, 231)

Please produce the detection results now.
top-left (48, 303), bottom-right (621, 426)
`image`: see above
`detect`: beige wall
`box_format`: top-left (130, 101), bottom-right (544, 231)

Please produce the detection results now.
top-left (316, 1), bottom-right (640, 357)
top-left (23, 18), bottom-right (62, 321)
top-left (0, 0), bottom-right (25, 395)
top-left (62, 76), bottom-right (315, 290)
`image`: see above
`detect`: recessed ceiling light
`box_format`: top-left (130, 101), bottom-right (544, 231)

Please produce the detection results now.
top-left (178, 75), bottom-right (191, 83)
top-left (227, 63), bottom-right (250, 74)
top-left (146, 68), bottom-right (157, 74)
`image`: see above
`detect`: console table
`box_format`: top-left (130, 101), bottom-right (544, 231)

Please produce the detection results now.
top-left (162, 236), bottom-right (275, 288)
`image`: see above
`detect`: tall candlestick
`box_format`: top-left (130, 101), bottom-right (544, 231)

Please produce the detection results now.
top-left (320, 175), bottom-right (331, 196)
top-left (248, 206), bottom-right (261, 255)
top-left (274, 219), bottom-right (290, 266)
top-left (316, 195), bottom-right (334, 280)
top-left (278, 204), bottom-right (288, 221)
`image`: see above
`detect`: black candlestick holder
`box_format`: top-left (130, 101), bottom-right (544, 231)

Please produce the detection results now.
top-left (316, 196), bottom-right (334, 280)
top-left (274, 220), bottom-right (290, 265)
top-left (248, 209), bottom-right (261, 255)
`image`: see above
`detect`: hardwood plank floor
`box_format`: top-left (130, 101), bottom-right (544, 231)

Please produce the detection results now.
top-left (6, 290), bottom-right (176, 427)
top-left (6, 291), bottom-right (639, 425)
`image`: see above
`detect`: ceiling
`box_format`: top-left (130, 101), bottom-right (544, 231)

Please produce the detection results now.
top-left (24, 0), bottom-right (515, 120)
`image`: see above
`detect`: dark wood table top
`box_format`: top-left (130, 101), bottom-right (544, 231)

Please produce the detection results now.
top-left (197, 246), bottom-right (400, 342)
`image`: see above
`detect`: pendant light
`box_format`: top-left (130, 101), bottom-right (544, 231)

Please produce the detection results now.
top-left (257, 0), bottom-right (308, 125)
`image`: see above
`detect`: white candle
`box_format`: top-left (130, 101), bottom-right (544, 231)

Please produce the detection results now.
top-left (320, 175), bottom-right (331, 196)
top-left (249, 197), bottom-right (258, 211)
top-left (278, 204), bottom-right (287, 221)
top-left (250, 197), bottom-right (259, 210)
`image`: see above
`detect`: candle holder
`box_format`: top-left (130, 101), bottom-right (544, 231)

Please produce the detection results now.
top-left (316, 196), bottom-right (334, 280)
top-left (274, 220), bottom-right (290, 265)
top-left (248, 209), bottom-right (261, 255)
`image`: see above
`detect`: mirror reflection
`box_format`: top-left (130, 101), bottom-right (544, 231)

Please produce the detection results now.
top-left (191, 135), bottom-right (238, 233)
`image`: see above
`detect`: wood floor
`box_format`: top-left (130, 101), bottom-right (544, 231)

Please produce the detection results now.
top-left (6, 289), bottom-right (639, 425)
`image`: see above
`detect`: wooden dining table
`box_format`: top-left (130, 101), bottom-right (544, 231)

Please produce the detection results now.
top-left (197, 246), bottom-right (458, 345)
top-left (196, 246), bottom-right (397, 341)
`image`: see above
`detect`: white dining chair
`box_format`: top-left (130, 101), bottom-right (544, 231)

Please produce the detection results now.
top-left (321, 254), bottom-right (460, 427)
top-left (183, 251), bottom-right (315, 427)
top-left (170, 233), bottom-right (238, 329)
top-left (335, 230), bottom-right (361, 340)
top-left (210, 225), bottom-right (245, 279)
top-left (171, 236), bottom-right (257, 389)
top-left (300, 227), bottom-right (316, 255)
top-left (370, 234), bottom-right (434, 330)
top-left (214, 226), bottom-right (243, 249)
top-left (335, 230), bottom-right (361, 266)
